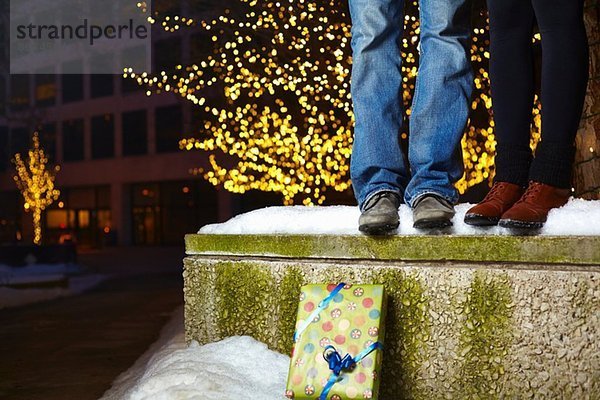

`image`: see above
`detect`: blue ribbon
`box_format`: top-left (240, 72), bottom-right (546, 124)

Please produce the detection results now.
top-left (318, 342), bottom-right (383, 400)
top-left (293, 283), bottom-right (346, 343)
top-left (324, 346), bottom-right (356, 375)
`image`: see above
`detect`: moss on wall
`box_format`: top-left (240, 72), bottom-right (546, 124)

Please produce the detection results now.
top-left (457, 272), bottom-right (513, 398)
top-left (275, 266), bottom-right (304, 353)
top-left (372, 269), bottom-right (430, 399)
top-left (214, 262), bottom-right (276, 341)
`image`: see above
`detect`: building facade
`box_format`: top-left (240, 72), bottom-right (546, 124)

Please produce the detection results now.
top-left (0, 0), bottom-right (286, 247)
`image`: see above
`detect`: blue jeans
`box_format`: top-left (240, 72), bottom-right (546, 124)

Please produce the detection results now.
top-left (349, 0), bottom-right (473, 209)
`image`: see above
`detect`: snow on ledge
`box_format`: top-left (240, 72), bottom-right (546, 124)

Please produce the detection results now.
top-left (199, 199), bottom-right (600, 236)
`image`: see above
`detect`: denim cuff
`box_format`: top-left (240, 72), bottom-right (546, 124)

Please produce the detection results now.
top-left (407, 190), bottom-right (458, 209)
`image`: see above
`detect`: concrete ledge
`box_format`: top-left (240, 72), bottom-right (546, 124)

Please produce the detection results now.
top-left (184, 234), bottom-right (600, 399)
top-left (185, 234), bottom-right (600, 265)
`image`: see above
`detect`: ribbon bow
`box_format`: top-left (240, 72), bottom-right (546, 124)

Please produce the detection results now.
top-left (318, 342), bottom-right (383, 400)
top-left (323, 345), bottom-right (356, 375)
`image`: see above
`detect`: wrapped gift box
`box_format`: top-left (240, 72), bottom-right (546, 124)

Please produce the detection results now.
top-left (285, 283), bottom-right (386, 400)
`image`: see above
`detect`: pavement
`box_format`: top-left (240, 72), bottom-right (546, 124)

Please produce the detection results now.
top-left (0, 246), bottom-right (185, 400)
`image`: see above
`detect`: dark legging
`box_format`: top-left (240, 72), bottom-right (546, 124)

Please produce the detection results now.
top-left (488, 0), bottom-right (589, 188)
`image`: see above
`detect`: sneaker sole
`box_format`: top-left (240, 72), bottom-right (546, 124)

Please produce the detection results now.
top-left (464, 214), bottom-right (499, 227)
top-left (413, 219), bottom-right (453, 230)
top-left (359, 222), bottom-right (399, 235)
top-left (498, 219), bottom-right (544, 230)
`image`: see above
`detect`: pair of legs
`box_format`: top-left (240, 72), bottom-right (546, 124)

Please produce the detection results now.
top-left (489, 0), bottom-right (588, 188)
top-left (348, 0), bottom-right (473, 228)
top-left (465, 0), bottom-right (588, 229)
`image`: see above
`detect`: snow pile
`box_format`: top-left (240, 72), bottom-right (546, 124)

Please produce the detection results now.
top-left (0, 262), bottom-right (82, 286)
top-left (0, 262), bottom-right (80, 276)
top-left (199, 198), bottom-right (600, 236)
top-left (0, 260), bottom-right (106, 309)
top-left (102, 308), bottom-right (289, 400)
top-left (0, 274), bottom-right (106, 309)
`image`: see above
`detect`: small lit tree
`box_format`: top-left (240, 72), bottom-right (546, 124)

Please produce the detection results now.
top-left (12, 132), bottom-right (60, 245)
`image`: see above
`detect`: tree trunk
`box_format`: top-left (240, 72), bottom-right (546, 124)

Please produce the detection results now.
top-left (33, 208), bottom-right (42, 245)
top-left (574, 1), bottom-right (600, 199)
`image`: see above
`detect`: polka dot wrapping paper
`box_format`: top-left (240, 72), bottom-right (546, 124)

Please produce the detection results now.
top-left (285, 284), bottom-right (386, 400)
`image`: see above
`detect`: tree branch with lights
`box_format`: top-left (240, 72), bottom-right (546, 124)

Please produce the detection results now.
top-left (12, 132), bottom-right (60, 245)
top-left (131, 0), bottom-right (542, 204)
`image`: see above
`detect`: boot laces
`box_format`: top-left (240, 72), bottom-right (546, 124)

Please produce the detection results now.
top-left (518, 182), bottom-right (543, 203)
top-left (364, 191), bottom-right (397, 211)
top-left (483, 182), bottom-right (509, 202)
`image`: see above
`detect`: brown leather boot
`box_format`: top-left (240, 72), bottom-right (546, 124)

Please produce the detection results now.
top-left (499, 181), bottom-right (571, 229)
top-left (464, 182), bottom-right (525, 226)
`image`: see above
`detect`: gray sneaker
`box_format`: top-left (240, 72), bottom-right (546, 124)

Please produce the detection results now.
top-left (358, 192), bottom-right (400, 235)
top-left (412, 194), bottom-right (455, 229)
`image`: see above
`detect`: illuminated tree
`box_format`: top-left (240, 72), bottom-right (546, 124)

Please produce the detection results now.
top-left (131, 0), bottom-right (543, 204)
top-left (12, 132), bottom-right (60, 245)
top-left (133, 0), bottom-right (355, 205)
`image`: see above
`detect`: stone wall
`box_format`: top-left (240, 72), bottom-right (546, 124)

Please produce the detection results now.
top-left (575, 1), bottom-right (600, 199)
top-left (184, 234), bottom-right (600, 399)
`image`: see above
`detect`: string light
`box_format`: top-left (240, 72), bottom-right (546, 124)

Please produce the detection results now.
top-left (12, 132), bottom-right (61, 245)
top-left (130, 1), bottom-right (542, 204)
